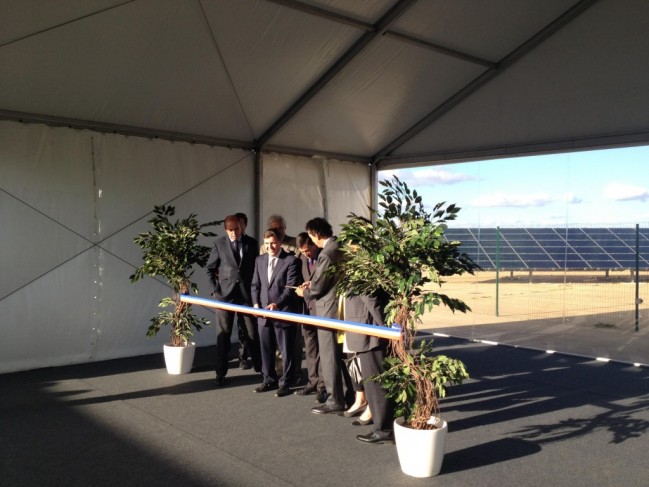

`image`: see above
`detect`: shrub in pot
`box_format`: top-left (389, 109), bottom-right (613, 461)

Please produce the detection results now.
top-left (130, 205), bottom-right (219, 371)
top-left (338, 176), bottom-right (479, 476)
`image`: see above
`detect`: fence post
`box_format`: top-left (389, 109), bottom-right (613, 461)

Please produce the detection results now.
top-left (496, 226), bottom-right (500, 317)
top-left (635, 223), bottom-right (640, 332)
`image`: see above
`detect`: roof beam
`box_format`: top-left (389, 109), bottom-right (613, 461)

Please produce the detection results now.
top-left (371, 0), bottom-right (601, 164)
top-left (261, 144), bottom-right (371, 164)
top-left (266, 0), bottom-right (374, 31)
top-left (268, 0), bottom-right (493, 67)
top-left (378, 129), bottom-right (649, 169)
top-left (0, 1), bottom-right (134, 49)
top-left (255, 0), bottom-right (418, 150)
top-left (383, 30), bottom-right (495, 68)
top-left (0, 109), bottom-right (373, 163)
top-left (0, 109), bottom-right (254, 150)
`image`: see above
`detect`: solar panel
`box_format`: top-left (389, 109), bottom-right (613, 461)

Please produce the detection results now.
top-left (445, 227), bottom-right (648, 270)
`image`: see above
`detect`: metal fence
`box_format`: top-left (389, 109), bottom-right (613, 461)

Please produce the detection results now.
top-left (426, 223), bottom-right (649, 365)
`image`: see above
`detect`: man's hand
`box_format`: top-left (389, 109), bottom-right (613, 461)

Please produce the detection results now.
top-left (266, 303), bottom-right (278, 311)
top-left (295, 281), bottom-right (310, 298)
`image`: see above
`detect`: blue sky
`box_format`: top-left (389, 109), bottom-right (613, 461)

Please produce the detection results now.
top-left (379, 145), bottom-right (649, 228)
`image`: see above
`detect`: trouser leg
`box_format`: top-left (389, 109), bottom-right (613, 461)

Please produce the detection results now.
top-left (317, 328), bottom-right (344, 408)
top-left (292, 324), bottom-right (304, 384)
top-left (258, 323), bottom-right (278, 384)
top-left (242, 312), bottom-right (261, 372)
top-left (359, 347), bottom-right (394, 432)
top-left (214, 309), bottom-right (234, 378)
top-left (236, 313), bottom-right (249, 363)
top-left (276, 324), bottom-right (297, 388)
top-left (302, 324), bottom-right (323, 390)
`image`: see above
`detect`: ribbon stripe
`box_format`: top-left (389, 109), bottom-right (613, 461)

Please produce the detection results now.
top-left (180, 295), bottom-right (401, 340)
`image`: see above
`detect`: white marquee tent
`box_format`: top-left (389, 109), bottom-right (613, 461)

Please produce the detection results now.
top-left (2, 0), bottom-right (649, 372)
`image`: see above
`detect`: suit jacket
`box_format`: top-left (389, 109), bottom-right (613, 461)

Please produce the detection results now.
top-left (303, 238), bottom-right (342, 319)
top-left (299, 251), bottom-right (319, 315)
top-left (206, 233), bottom-right (258, 303)
top-left (251, 249), bottom-right (300, 328)
top-left (344, 294), bottom-right (387, 352)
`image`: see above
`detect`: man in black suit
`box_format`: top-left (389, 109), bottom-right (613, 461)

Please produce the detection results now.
top-left (206, 215), bottom-right (261, 386)
top-left (344, 293), bottom-right (395, 444)
top-left (296, 218), bottom-right (352, 414)
top-left (251, 229), bottom-right (301, 397)
top-left (294, 232), bottom-right (326, 403)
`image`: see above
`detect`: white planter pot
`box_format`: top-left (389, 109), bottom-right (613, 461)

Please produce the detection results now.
top-left (394, 416), bottom-right (448, 478)
top-left (163, 342), bottom-right (196, 374)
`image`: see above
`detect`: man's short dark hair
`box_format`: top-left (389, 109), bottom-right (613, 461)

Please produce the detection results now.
top-left (263, 228), bottom-right (281, 240)
top-left (235, 212), bottom-right (248, 226)
top-left (296, 232), bottom-right (313, 248)
top-left (305, 218), bottom-right (333, 238)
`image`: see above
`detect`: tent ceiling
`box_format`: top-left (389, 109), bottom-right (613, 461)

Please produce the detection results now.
top-left (1, 0), bottom-right (648, 167)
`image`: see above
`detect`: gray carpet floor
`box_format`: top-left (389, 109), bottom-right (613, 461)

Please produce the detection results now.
top-left (2, 336), bottom-right (648, 486)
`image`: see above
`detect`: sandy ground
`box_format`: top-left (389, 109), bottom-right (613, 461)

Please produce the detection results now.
top-left (417, 270), bottom-right (649, 365)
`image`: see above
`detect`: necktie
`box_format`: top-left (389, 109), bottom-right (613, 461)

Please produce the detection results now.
top-left (307, 258), bottom-right (314, 273)
top-left (232, 240), bottom-right (241, 265)
top-left (268, 257), bottom-right (275, 283)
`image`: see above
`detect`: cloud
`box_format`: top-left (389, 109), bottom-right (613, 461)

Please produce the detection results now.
top-left (472, 192), bottom-right (554, 208)
top-left (563, 192), bottom-right (582, 204)
top-left (603, 182), bottom-right (649, 202)
top-left (380, 168), bottom-right (476, 186)
top-left (471, 191), bottom-right (582, 208)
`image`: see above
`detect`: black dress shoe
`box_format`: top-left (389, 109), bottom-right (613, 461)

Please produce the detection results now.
top-left (352, 417), bottom-right (374, 426)
top-left (356, 431), bottom-right (394, 444)
top-left (215, 376), bottom-right (227, 387)
top-left (296, 384), bottom-right (317, 396)
top-left (275, 386), bottom-right (291, 397)
top-left (311, 404), bottom-right (345, 415)
top-left (254, 382), bottom-right (278, 393)
top-left (315, 391), bottom-right (328, 404)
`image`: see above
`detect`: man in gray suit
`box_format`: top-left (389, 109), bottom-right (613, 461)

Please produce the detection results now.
top-left (294, 232), bottom-right (326, 403)
top-left (251, 229), bottom-right (301, 397)
top-left (206, 215), bottom-right (260, 386)
top-left (297, 218), bottom-right (351, 414)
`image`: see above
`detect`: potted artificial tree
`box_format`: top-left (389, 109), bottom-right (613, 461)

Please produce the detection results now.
top-left (130, 205), bottom-right (219, 374)
top-left (338, 175), bottom-right (479, 477)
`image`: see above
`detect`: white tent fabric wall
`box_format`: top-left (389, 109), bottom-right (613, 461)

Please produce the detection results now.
top-left (323, 160), bottom-right (372, 234)
top-left (0, 121), bottom-right (371, 373)
top-left (261, 153), bottom-right (371, 237)
top-left (0, 120), bottom-right (255, 373)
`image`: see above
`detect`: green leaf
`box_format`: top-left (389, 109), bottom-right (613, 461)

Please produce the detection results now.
top-left (338, 175), bottom-right (480, 428)
top-left (130, 205), bottom-right (218, 343)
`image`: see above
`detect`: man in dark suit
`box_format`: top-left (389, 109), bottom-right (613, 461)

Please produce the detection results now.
top-left (206, 215), bottom-right (261, 386)
top-left (235, 212), bottom-right (254, 369)
top-left (296, 217), bottom-right (352, 414)
top-left (294, 232), bottom-right (326, 403)
top-left (344, 293), bottom-right (395, 444)
top-left (250, 229), bottom-right (301, 397)
top-left (259, 214), bottom-right (303, 385)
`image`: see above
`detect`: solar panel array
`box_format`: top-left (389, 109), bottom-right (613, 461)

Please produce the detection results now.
top-left (445, 227), bottom-right (649, 270)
